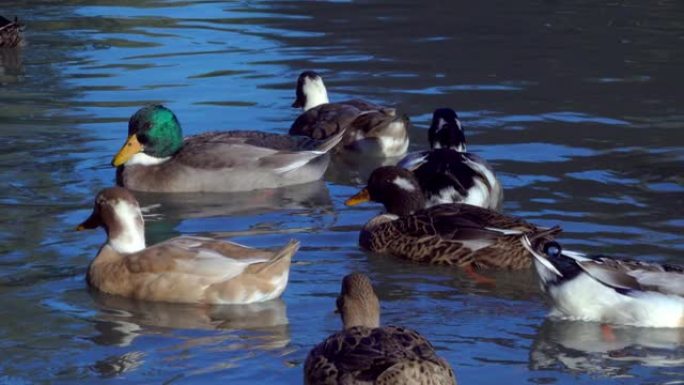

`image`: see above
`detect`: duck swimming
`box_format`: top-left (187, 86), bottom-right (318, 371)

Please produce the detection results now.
top-left (345, 166), bottom-right (559, 270)
top-left (304, 273), bottom-right (456, 385)
top-left (112, 105), bottom-right (343, 192)
top-left (289, 71), bottom-right (410, 157)
top-left (523, 236), bottom-right (684, 328)
top-left (77, 187), bottom-right (299, 304)
top-left (398, 108), bottom-right (503, 211)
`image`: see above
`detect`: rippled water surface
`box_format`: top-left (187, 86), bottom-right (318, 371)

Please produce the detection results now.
top-left (1, 1), bottom-right (683, 384)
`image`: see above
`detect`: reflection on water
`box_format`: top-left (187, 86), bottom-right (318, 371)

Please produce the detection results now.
top-left (530, 320), bottom-right (684, 379)
top-left (0, 0), bottom-right (682, 384)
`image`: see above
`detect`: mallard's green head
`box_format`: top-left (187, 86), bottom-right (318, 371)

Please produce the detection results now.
top-left (111, 105), bottom-right (183, 166)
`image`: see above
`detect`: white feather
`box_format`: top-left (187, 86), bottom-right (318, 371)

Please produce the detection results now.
top-left (303, 77), bottom-right (329, 111)
top-left (125, 152), bottom-right (170, 166)
top-left (392, 176), bottom-right (416, 192)
top-left (108, 200), bottom-right (146, 254)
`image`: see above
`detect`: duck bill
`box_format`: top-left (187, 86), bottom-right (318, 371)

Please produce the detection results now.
top-left (344, 188), bottom-right (370, 206)
top-left (521, 235), bottom-right (563, 277)
top-left (291, 98), bottom-right (304, 108)
top-left (76, 212), bottom-right (102, 231)
top-left (112, 134), bottom-right (143, 167)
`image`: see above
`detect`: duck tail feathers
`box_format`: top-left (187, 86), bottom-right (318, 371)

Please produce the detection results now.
top-left (253, 239), bottom-right (299, 273)
top-left (312, 124), bottom-right (345, 154)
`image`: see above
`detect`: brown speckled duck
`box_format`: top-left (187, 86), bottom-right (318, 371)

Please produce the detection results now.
top-left (113, 105), bottom-right (344, 192)
top-left (77, 187), bottom-right (300, 304)
top-left (289, 71), bottom-right (410, 157)
top-left (0, 16), bottom-right (22, 48)
top-left (304, 273), bottom-right (457, 385)
top-left (345, 166), bottom-right (560, 271)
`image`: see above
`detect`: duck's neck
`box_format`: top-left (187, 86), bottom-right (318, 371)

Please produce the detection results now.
top-left (125, 152), bottom-right (171, 167)
top-left (105, 202), bottom-right (147, 254)
top-left (303, 81), bottom-right (329, 111)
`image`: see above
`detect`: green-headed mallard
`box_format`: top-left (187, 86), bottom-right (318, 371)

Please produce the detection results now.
top-left (289, 71), bottom-right (410, 157)
top-left (77, 187), bottom-right (300, 304)
top-left (345, 166), bottom-right (559, 270)
top-left (0, 16), bottom-right (22, 48)
top-left (522, 236), bottom-right (684, 328)
top-left (398, 108), bottom-right (503, 211)
top-left (304, 273), bottom-right (457, 385)
top-left (112, 105), bottom-right (343, 192)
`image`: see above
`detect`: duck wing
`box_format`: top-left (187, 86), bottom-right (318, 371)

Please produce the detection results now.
top-left (173, 130), bottom-right (342, 173)
top-left (289, 103), bottom-right (361, 139)
top-left (576, 256), bottom-right (684, 296)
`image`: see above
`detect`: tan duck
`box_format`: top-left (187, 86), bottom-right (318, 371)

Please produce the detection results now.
top-left (290, 71), bottom-right (410, 157)
top-left (112, 105), bottom-right (344, 192)
top-left (304, 273), bottom-right (456, 385)
top-left (345, 166), bottom-right (560, 270)
top-left (0, 16), bottom-right (22, 48)
top-left (77, 187), bottom-right (299, 304)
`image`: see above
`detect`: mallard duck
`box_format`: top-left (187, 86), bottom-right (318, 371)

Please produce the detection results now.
top-left (522, 236), bottom-right (684, 328)
top-left (304, 273), bottom-right (456, 385)
top-left (398, 108), bottom-right (503, 210)
top-left (112, 105), bottom-right (344, 192)
top-left (77, 187), bottom-right (300, 304)
top-left (345, 166), bottom-right (559, 270)
top-left (289, 71), bottom-right (410, 157)
top-left (0, 16), bottom-right (22, 48)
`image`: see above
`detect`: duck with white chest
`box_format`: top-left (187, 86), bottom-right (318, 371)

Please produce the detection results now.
top-left (77, 187), bottom-right (299, 304)
top-left (289, 71), bottom-right (410, 157)
top-left (523, 236), bottom-right (684, 328)
top-left (398, 108), bottom-right (503, 211)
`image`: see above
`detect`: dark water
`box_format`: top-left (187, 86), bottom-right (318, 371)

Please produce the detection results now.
top-left (1, 1), bottom-right (683, 384)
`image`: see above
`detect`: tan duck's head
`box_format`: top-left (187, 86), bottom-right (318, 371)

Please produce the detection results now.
top-left (345, 166), bottom-right (425, 216)
top-left (77, 187), bottom-right (146, 254)
top-left (292, 70), bottom-right (329, 111)
top-left (112, 105), bottom-right (184, 167)
top-left (336, 273), bottom-right (380, 329)
top-left (429, 108), bottom-right (466, 152)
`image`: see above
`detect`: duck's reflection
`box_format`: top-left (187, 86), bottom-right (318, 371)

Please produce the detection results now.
top-left (529, 319), bottom-right (684, 377)
top-left (134, 179), bottom-right (332, 220)
top-left (0, 46), bottom-right (23, 82)
top-left (326, 153), bottom-right (401, 187)
top-left (88, 291), bottom-right (289, 348)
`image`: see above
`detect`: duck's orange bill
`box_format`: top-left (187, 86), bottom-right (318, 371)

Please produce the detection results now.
top-left (344, 188), bottom-right (370, 206)
top-left (112, 134), bottom-right (143, 167)
top-left (76, 212), bottom-right (101, 231)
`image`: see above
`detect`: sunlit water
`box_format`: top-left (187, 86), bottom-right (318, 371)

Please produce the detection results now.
top-left (1, 1), bottom-right (683, 384)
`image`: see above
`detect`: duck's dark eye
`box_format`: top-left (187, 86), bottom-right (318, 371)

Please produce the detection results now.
top-left (543, 241), bottom-right (562, 257)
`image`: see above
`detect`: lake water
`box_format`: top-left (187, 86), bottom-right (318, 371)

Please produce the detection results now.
top-left (1, 1), bottom-right (683, 384)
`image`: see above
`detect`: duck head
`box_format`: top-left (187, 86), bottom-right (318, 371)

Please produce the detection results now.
top-left (292, 71), bottom-right (329, 111)
top-left (336, 273), bottom-right (380, 329)
top-left (112, 105), bottom-right (183, 167)
top-left (429, 108), bottom-right (466, 152)
top-left (77, 187), bottom-right (146, 254)
top-left (345, 166), bottom-right (425, 216)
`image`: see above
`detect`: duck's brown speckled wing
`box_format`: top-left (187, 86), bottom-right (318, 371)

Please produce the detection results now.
top-left (361, 204), bottom-right (555, 268)
top-left (289, 103), bottom-right (361, 140)
top-left (304, 326), bottom-right (455, 385)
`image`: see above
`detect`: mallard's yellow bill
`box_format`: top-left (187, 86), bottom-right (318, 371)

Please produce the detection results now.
top-left (76, 212), bottom-right (101, 231)
top-left (112, 134), bottom-right (143, 167)
top-left (344, 188), bottom-right (370, 206)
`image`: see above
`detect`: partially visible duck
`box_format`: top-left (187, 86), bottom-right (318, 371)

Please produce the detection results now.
top-left (345, 166), bottom-right (559, 270)
top-left (289, 71), bottom-right (410, 157)
top-left (398, 108), bottom-right (503, 211)
top-left (304, 273), bottom-right (457, 385)
top-left (113, 105), bottom-right (343, 192)
top-left (77, 187), bottom-right (300, 304)
top-left (0, 16), bottom-right (22, 48)
top-left (522, 236), bottom-right (684, 328)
